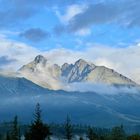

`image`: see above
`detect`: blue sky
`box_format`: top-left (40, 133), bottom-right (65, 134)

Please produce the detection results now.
top-left (0, 0), bottom-right (140, 50)
top-left (0, 0), bottom-right (140, 83)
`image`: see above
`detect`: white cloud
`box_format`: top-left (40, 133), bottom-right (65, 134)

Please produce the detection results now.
top-left (44, 48), bottom-right (83, 65)
top-left (0, 36), bottom-right (40, 71)
top-left (55, 4), bottom-right (92, 36)
top-left (64, 82), bottom-right (139, 94)
top-left (55, 4), bottom-right (87, 24)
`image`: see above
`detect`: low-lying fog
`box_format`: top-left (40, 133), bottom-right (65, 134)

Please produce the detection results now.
top-left (0, 84), bottom-right (140, 128)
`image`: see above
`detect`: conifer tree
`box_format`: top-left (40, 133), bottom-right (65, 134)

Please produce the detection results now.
top-left (25, 103), bottom-right (51, 140)
top-left (87, 127), bottom-right (97, 140)
top-left (11, 116), bottom-right (20, 140)
top-left (111, 125), bottom-right (126, 140)
top-left (64, 115), bottom-right (73, 140)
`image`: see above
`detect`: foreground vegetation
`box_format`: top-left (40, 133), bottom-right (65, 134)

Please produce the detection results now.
top-left (0, 103), bottom-right (140, 140)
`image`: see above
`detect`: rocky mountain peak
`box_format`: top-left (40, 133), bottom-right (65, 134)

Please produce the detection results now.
top-left (75, 59), bottom-right (95, 68)
top-left (75, 59), bottom-right (88, 66)
top-left (34, 55), bottom-right (47, 65)
top-left (62, 63), bottom-right (70, 68)
top-left (61, 63), bottom-right (72, 70)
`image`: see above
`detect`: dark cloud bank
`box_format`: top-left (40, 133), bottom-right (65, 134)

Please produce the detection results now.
top-left (19, 28), bottom-right (51, 42)
top-left (0, 56), bottom-right (17, 66)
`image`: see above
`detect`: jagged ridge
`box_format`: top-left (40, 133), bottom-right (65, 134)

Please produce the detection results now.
top-left (19, 55), bottom-right (137, 90)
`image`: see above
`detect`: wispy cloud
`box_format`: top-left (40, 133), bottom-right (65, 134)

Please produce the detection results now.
top-left (64, 82), bottom-right (140, 94)
top-left (55, 4), bottom-right (87, 24)
top-left (55, 0), bottom-right (140, 35)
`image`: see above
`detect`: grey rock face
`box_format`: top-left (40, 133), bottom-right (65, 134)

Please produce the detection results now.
top-left (61, 59), bottom-right (136, 86)
top-left (61, 63), bottom-right (73, 77)
top-left (34, 55), bottom-right (47, 65)
top-left (62, 59), bottom-right (96, 83)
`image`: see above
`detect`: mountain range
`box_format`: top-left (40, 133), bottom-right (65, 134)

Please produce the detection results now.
top-left (0, 55), bottom-right (139, 129)
top-left (18, 55), bottom-right (137, 90)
